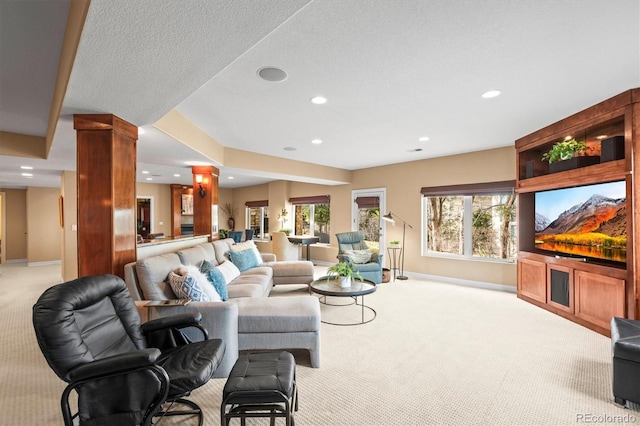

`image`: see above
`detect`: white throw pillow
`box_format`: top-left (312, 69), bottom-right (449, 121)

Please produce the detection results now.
top-left (217, 260), bottom-right (241, 284)
top-left (344, 248), bottom-right (372, 264)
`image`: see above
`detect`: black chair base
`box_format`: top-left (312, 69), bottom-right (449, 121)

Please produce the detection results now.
top-left (158, 398), bottom-right (204, 426)
top-left (221, 352), bottom-right (298, 426)
top-left (611, 317), bottom-right (640, 406)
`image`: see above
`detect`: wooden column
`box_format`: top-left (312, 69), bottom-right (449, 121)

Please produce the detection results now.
top-left (74, 114), bottom-right (137, 278)
top-left (192, 165), bottom-right (219, 240)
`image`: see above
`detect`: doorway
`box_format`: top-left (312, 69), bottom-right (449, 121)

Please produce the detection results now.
top-left (352, 188), bottom-right (386, 254)
top-left (136, 196), bottom-right (154, 238)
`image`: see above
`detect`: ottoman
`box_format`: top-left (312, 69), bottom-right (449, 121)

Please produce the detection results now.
top-left (232, 295), bottom-right (321, 368)
top-left (269, 260), bottom-right (314, 286)
top-left (221, 351), bottom-right (297, 426)
top-left (611, 317), bottom-right (640, 406)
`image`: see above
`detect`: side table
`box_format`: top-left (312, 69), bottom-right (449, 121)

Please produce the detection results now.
top-left (386, 246), bottom-right (402, 282)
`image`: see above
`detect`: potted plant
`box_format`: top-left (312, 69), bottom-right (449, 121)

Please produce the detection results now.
top-left (327, 261), bottom-right (363, 288)
top-left (542, 139), bottom-right (599, 173)
top-left (277, 208), bottom-right (289, 231)
top-left (220, 203), bottom-right (237, 230)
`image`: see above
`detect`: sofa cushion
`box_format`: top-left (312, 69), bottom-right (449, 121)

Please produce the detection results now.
top-left (229, 248), bottom-right (262, 271)
top-left (226, 283), bottom-right (266, 298)
top-left (212, 239), bottom-right (234, 264)
top-left (136, 253), bottom-right (183, 300)
top-left (232, 296), bottom-right (320, 333)
top-left (240, 266), bottom-right (273, 278)
top-left (177, 245), bottom-right (207, 267)
top-left (197, 243), bottom-right (217, 264)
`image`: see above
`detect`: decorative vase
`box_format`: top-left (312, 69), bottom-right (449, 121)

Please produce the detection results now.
top-left (338, 276), bottom-right (352, 288)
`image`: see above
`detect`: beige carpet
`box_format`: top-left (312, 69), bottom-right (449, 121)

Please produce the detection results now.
top-left (1, 262), bottom-right (636, 425)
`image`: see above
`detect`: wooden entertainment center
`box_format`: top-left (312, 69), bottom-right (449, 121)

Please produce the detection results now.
top-left (516, 89), bottom-right (640, 336)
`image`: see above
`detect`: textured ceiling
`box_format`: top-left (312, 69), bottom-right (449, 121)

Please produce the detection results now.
top-left (1, 0), bottom-right (639, 189)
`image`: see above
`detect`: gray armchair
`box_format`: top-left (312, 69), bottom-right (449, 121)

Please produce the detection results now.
top-left (335, 231), bottom-right (383, 283)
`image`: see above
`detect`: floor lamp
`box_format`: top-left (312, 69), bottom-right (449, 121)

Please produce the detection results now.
top-left (382, 211), bottom-right (412, 280)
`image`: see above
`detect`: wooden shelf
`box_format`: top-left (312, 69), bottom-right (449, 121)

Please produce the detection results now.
top-left (515, 88), bottom-right (640, 335)
top-left (517, 159), bottom-right (627, 193)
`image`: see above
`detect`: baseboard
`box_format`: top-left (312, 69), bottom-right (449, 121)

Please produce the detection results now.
top-left (405, 271), bottom-right (517, 293)
top-left (4, 259), bottom-right (27, 264)
top-left (27, 260), bottom-right (62, 267)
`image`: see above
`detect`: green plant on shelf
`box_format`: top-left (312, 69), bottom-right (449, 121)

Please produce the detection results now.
top-left (541, 139), bottom-right (589, 164)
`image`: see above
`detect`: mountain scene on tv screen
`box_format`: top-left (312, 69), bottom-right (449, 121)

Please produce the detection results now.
top-left (535, 194), bottom-right (626, 262)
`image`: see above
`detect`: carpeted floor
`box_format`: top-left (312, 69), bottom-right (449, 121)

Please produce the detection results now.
top-left (1, 262), bottom-right (637, 425)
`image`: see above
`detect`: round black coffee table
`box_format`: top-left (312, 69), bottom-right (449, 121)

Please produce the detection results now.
top-left (309, 276), bottom-right (376, 325)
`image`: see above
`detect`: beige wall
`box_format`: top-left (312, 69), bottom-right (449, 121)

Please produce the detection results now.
top-left (135, 182), bottom-right (172, 236)
top-left (229, 146), bottom-right (517, 286)
top-left (4, 188), bottom-right (27, 261)
top-left (27, 187), bottom-right (61, 264)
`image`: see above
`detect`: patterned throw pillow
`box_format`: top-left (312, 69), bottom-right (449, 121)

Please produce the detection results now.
top-left (344, 249), bottom-right (372, 264)
top-left (168, 265), bottom-right (221, 302)
top-left (168, 271), bottom-right (209, 302)
top-left (229, 248), bottom-right (261, 271)
top-left (200, 260), bottom-right (229, 301)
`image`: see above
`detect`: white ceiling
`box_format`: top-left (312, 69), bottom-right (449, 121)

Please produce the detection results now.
top-left (1, 0), bottom-right (639, 190)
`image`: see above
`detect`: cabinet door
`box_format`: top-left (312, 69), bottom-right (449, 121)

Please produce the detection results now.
top-left (574, 271), bottom-right (625, 331)
top-left (518, 258), bottom-right (546, 303)
top-left (547, 264), bottom-right (574, 314)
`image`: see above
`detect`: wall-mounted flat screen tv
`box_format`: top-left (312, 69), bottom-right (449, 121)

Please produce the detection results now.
top-left (535, 181), bottom-right (626, 263)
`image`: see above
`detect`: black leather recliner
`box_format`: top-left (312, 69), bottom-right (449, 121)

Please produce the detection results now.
top-left (32, 274), bottom-right (225, 426)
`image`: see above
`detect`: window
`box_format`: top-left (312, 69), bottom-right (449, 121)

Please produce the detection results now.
top-left (245, 200), bottom-right (269, 239)
top-left (421, 181), bottom-right (517, 261)
top-left (289, 196), bottom-right (330, 242)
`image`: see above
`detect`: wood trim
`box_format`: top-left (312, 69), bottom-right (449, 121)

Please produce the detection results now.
top-left (289, 195), bottom-right (330, 205)
top-left (518, 257), bottom-right (546, 303)
top-left (574, 270), bottom-right (625, 331)
top-left (546, 264), bottom-right (574, 314)
top-left (420, 180), bottom-right (515, 196)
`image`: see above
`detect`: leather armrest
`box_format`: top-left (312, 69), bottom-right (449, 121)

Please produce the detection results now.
top-left (141, 312), bottom-right (202, 333)
top-left (68, 348), bottom-right (161, 382)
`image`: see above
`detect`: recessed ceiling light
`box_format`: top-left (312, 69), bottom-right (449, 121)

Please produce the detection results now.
top-left (20, 166), bottom-right (33, 170)
top-left (311, 139), bottom-right (323, 144)
top-left (146, 177), bottom-right (153, 181)
top-left (283, 147), bottom-right (297, 151)
top-left (257, 67), bottom-right (288, 82)
top-left (418, 136), bottom-right (430, 142)
top-left (228, 176), bottom-right (234, 180)
top-left (310, 96), bottom-right (327, 105)
top-left (173, 174), bottom-right (180, 177)
top-left (481, 90), bottom-right (501, 99)
top-left (21, 173), bottom-right (33, 177)
top-left (596, 135), bottom-right (608, 140)
top-left (141, 170), bottom-right (149, 174)
top-left (564, 135), bottom-right (573, 141)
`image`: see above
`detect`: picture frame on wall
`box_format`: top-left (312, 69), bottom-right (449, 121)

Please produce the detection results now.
top-left (181, 194), bottom-right (194, 215)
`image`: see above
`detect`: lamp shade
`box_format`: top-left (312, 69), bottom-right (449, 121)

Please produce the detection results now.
top-left (382, 212), bottom-right (394, 223)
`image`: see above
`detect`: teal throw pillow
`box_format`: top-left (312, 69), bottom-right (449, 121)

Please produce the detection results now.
top-left (207, 267), bottom-right (229, 301)
top-left (199, 260), bottom-right (216, 274)
top-left (229, 248), bottom-right (261, 272)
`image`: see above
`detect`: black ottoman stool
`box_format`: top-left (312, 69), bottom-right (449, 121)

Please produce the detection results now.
top-left (221, 351), bottom-right (298, 426)
top-left (611, 317), bottom-right (640, 406)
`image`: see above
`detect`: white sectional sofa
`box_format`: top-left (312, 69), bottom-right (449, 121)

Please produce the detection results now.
top-left (123, 238), bottom-right (319, 377)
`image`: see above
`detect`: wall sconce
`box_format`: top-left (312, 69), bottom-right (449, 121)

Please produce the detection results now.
top-left (195, 174), bottom-right (206, 198)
